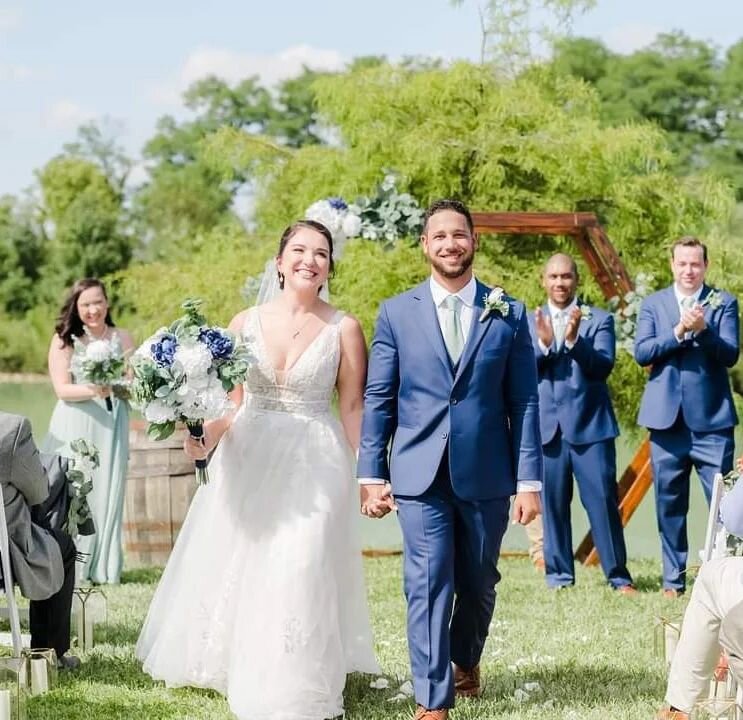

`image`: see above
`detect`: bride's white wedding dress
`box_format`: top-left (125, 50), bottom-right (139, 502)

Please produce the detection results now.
top-left (136, 309), bottom-right (379, 719)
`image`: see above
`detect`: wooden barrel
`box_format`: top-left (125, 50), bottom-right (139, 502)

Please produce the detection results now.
top-left (123, 419), bottom-right (198, 568)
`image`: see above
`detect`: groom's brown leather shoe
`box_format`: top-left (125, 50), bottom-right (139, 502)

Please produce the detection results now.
top-left (453, 663), bottom-right (482, 698)
top-left (414, 705), bottom-right (448, 720)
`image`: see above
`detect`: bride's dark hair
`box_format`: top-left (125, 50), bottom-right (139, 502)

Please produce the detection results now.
top-left (54, 277), bottom-right (115, 348)
top-left (277, 220), bottom-right (335, 290)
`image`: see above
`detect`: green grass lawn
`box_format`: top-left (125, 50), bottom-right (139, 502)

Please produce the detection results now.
top-left (23, 556), bottom-right (683, 720)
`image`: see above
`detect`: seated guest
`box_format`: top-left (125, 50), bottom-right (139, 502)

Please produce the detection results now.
top-left (657, 470), bottom-right (743, 719)
top-left (0, 411), bottom-right (79, 669)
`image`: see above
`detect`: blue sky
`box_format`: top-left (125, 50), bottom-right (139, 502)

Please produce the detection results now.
top-left (1, 0), bottom-right (742, 197)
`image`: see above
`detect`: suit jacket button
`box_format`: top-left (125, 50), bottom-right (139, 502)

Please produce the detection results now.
top-left (442, 432), bottom-right (448, 439)
top-left (451, 398), bottom-right (458, 405)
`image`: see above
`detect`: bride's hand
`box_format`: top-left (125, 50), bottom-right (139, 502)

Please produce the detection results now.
top-left (183, 429), bottom-right (216, 461)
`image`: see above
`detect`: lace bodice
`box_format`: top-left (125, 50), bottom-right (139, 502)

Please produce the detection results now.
top-left (240, 308), bottom-right (343, 417)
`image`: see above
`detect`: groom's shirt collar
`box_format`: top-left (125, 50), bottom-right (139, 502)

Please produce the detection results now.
top-left (429, 275), bottom-right (477, 308)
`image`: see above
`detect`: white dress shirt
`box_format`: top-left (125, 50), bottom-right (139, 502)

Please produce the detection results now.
top-left (429, 275), bottom-right (477, 342)
top-left (360, 275), bottom-right (540, 493)
top-left (673, 283), bottom-right (704, 341)
top-left (537, 298), bottom-right (578, 355)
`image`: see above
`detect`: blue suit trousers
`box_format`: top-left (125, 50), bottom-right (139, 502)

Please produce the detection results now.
top-left (650, 415), bottom-right (735, 591)
top-left (395, 458), bottom-right (510, 710)
top-left (542, 430), bottom-right (632, 589)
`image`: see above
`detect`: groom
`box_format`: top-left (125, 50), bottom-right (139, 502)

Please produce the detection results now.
top-left (358, 199), bottom-right (543, 719)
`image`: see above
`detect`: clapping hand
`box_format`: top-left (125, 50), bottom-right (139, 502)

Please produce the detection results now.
top-left (684, 305), bottom-right (707, 334)
top-left (534, 307), bottom-right (553, 347)
top-left (360, 484), bottom-right (397, 519)
top-left (563, 306), bottom-right (583, 345)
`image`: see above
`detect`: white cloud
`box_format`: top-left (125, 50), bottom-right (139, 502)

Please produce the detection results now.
top-left (603, 23), bottom-right (662, 54)
top-left (0, 63), bottom-right (31, 81)
top-left (0, 7), bottom-right (21, 32)
top-left (149, 44), bottom-right (346, 107)
top-left (42, 100), bottom-right (95, 130)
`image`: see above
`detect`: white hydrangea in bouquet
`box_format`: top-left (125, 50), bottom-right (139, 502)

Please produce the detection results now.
top-left (129, 299), bottom-right (252, 484)
top-left (71, 331), bottom-right (126, 412)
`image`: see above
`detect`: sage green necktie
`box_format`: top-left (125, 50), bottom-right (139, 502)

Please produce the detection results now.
top-left (442, 294), bottom-right (464, 364)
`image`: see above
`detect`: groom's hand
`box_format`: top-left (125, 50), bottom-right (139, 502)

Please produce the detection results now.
top-left (360, 484), bottom-right (397, 519)
top-left (511, 491), bottom-right (541, 525)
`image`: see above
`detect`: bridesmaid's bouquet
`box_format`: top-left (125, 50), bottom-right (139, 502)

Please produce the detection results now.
top-left (71, 332), bottom-right (127, 412)
top-left (129, 299), bottom-right (251, 484)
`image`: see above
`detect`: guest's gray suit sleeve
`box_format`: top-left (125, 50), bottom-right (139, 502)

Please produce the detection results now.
top-left (10, 417), bottom-right (50, 507)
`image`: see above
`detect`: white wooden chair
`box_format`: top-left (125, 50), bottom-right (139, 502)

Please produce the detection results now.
top-left (0, 491), bottom-right (26, 655)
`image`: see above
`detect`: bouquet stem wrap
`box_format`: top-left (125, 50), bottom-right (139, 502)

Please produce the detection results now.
top-left (186, 421), bottom-right (209, 485)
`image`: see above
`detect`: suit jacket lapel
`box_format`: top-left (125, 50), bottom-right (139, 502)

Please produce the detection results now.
top-left (454, 280), bottom-right (492, 383)
top-left (413, 281), bottom-right (453, 379)
top-left (660, 286), bottom-right (681, 327)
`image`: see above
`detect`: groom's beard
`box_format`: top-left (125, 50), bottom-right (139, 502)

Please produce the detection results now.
top-left (429, 250), bottom-right (474, 279)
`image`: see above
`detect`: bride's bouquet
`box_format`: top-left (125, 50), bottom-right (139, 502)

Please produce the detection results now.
top-left (71, 332), bottom-right (127, 411)
top-left (129, 299), bottom-right (251, 484)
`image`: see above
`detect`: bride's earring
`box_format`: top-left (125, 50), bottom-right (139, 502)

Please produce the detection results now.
top-left (277, 271), bottom-right (285, 289)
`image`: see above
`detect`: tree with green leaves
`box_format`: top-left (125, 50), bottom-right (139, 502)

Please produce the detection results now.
top-left (38, 156), bottom-right (133, 284)
top-left (0, 195), bottom-right (47, 316)
top-left (451, 0), bottom-right (596, 69)
top-left (200, 60), bottom-right (733, 424)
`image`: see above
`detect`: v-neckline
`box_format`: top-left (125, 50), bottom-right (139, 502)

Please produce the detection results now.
top-left (254, 309), bottom-right (333, 381)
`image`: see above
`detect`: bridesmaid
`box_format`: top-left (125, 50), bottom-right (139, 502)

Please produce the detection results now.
top-left (42, 278), bottom-right (134, 584)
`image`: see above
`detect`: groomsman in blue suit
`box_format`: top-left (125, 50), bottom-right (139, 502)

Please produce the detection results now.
top-left (529, 253), bottom-right (635, 592)
top-left (358, 200), bottom-right (542, 720)
top-left (635, 237), bottom-right (739, 597)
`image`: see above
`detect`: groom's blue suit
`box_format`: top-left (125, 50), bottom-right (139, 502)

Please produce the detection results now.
top-left (358, 278), bottom-right (542, 709)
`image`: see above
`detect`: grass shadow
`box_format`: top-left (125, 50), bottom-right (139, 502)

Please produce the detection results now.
top-left (120, 567), bottom-right (164, 585)
top-left (632, 573), bottom-right (664, 593)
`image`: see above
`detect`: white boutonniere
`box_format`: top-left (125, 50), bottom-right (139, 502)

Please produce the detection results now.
top-left (700, 289), bottom-right (724, 310)
top-left (579, 303), bottom-right (592, 320)
top-left (480, 287), bottom-right (510, 322)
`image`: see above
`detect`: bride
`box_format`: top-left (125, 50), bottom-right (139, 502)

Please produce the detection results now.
top-left (136, 219), bottom-right (380, 719)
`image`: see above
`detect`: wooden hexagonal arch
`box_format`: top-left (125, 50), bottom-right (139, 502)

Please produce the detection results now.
top-left (471, 211), bottom-right (652, 565)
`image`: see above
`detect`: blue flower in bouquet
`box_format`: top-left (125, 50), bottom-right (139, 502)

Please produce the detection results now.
top-left (198, 327), bottom-right (235, 360)
top-left (327, 197), bottom-right (348, 211)
top-left (151, 333), bottom-right (178, 367)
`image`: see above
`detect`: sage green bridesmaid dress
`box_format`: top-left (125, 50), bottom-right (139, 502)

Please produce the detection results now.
top-left (42, 379), bottom-right (129, 585)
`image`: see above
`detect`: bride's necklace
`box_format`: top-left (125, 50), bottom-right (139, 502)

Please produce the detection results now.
top-left (291, 314), bottom-right (314, 340)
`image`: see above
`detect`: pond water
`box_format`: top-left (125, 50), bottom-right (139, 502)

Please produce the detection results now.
top-left (0, 381), bottom-right (717, 558)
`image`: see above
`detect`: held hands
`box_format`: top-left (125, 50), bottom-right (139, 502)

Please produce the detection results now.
top-left (534, 307), bottom-right (553, 347)
top-left (360, 484), bottom-right (397, 519)
top-left (511, 491), bottom-right (541, 525)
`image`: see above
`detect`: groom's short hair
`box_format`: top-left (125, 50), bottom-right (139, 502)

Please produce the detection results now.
top-left (422, 199), bottom-right (475, 235)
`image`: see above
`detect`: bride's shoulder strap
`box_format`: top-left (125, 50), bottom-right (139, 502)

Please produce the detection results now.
top-left (237, 307), bottom-right (256, 338)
